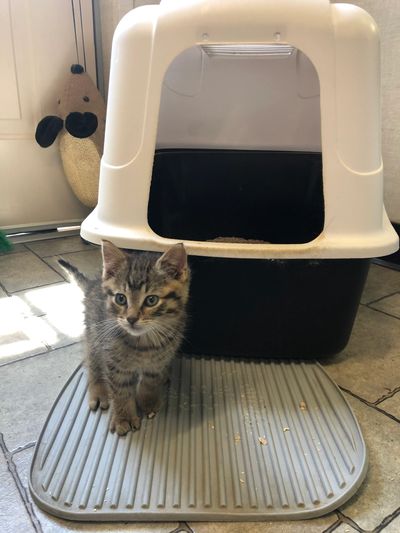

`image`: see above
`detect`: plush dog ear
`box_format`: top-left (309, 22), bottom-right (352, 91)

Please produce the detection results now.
top-left (35, 116), bottom-right (64, 147)
top-left (65, 112), bottom-right (98, 138)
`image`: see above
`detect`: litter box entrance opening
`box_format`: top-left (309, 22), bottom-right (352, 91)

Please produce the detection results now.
top-left (148, 149), bottom-right (324, 243)
top-left (148, 45), bottom-right (324, 244)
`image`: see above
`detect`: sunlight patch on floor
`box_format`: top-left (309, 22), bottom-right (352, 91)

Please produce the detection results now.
top-left (0, 333), bottom-right (45, 361)
top-left (0, 293), bottom-right (32, 320)
top-left (0, 284), bottom-right (84, 363)
top-left (23, 283), bottom-right (85, 338)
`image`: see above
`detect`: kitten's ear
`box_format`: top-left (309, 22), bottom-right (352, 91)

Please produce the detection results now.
top-left (101, 240), bottom-right (127, 279)
top-left (156, 243), bottom-right (188, 280)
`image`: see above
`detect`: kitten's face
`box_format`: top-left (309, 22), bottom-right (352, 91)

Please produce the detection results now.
top-left (101, 241), bottom-right (189, 339)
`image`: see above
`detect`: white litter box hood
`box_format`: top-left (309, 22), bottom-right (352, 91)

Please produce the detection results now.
top-left (81, 0), bottom-right (398, 259)
top-left (156, 45), bottom-right (322, 153)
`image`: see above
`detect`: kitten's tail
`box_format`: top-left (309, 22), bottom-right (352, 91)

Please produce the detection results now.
top-left (58, 258), bottom-right (89, 290)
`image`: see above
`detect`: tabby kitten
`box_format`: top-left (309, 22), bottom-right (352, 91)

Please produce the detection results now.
top-left (59, 240), bottom-right (190, 436)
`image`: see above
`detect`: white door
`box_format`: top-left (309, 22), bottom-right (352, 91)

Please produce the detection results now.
top-left (0, 0), bottom-right (97, 232)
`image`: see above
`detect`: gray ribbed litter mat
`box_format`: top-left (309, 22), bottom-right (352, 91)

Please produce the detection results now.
top-left (30, 357), bottom-right (367, 521)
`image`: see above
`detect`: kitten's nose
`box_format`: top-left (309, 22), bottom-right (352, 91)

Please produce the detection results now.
top-left (127, 315), bottom-right (139, 326)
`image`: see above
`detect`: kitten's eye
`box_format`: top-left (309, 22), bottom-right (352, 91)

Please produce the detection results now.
top-left (115, 293), bottom-right (127, 305)
top-left (144, 295), bottom-right (159, 307)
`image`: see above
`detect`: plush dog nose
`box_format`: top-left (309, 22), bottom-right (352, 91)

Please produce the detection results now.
top-left (127, 315), bottom-right (139, 326)
top-left (65, 112), bottom-right (98, 138)
top-left (71, 64), bottom-right (84, 74)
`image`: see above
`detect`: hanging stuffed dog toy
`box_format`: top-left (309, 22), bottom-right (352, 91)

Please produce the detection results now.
top-left (35, 64), bottom-right (105, 208)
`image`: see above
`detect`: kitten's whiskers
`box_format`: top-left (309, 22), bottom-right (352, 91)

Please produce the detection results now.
top-left (91, 319), bottom-right (123, 347)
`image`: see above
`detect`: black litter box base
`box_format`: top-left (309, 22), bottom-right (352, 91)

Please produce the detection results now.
top-left (183, 257), bottom-right (370, 359)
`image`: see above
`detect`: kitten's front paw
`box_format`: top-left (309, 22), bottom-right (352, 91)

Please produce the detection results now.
top-left (88, 382), bottom-right (110, 411)
top-left (136, 393), bottom-right (162, 418)
top-left (89, 398), bottom-right (110, 411)
top-left (110, 414), bottom-right (141, 436)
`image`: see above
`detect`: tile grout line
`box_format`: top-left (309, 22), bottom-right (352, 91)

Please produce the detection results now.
top-left (11, 280), bottom-right (68, 298)
top-left (39, 246), bottom-right (97, 259)
top-left (363, 289), bottom-right (400, 307)
top-left (26, 247), bottom-right (70, 281)
top-left (374, 386), bottom-right (400, 406)
top-left (0, 340), bottom-right (81, 369)
top-left (0, 279), bottom-right (11, 296)
top-left (340, 387), bottom-right (400, 424)
top-left (3, 241), bottom-right (100, 294)
top-left (24, 240), bottom-right (94, 260)
top-left (0, 433), bottom-right (43, 533)
top-left (0, 346), bottom-right (50, 369)
top-left (371, 259), bottom-right (400, 273)
top-left (366, 305), bottom-right (400, 322)
top-left (11, 442), bottom-right (36, 455)
top-left (27, 243), bottom-right (100, 278)
top-left (8, 279), bottom-right (69, 296)
top-left (360, 298), bottom-right (400, 322)
top-left (1, 248), bottom-right (65, 294)
top-left (336, 510), bottom-right (365, 532)
top-left (358, 301), bottom-right (400, 325)
top-left (169, 522), bottom-right (194, 533)
top-left (374, 505), bottom-right (400, 532)
top-left (0, 347), bottom-right (51, 369)
top-left (321, 516), bottom-right (344, 532)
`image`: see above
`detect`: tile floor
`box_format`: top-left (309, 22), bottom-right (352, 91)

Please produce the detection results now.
top-left (0, 235), bottom-right (399, 533)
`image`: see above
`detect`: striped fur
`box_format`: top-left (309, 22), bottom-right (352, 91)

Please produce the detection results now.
top-left (59, 241), bottom-right (190, 436)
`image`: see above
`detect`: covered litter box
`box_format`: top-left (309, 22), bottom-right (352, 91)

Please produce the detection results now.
top-left (31, 0), bottom-right (398, 523)
top-left (80, 0), bottom-right (397, 358)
